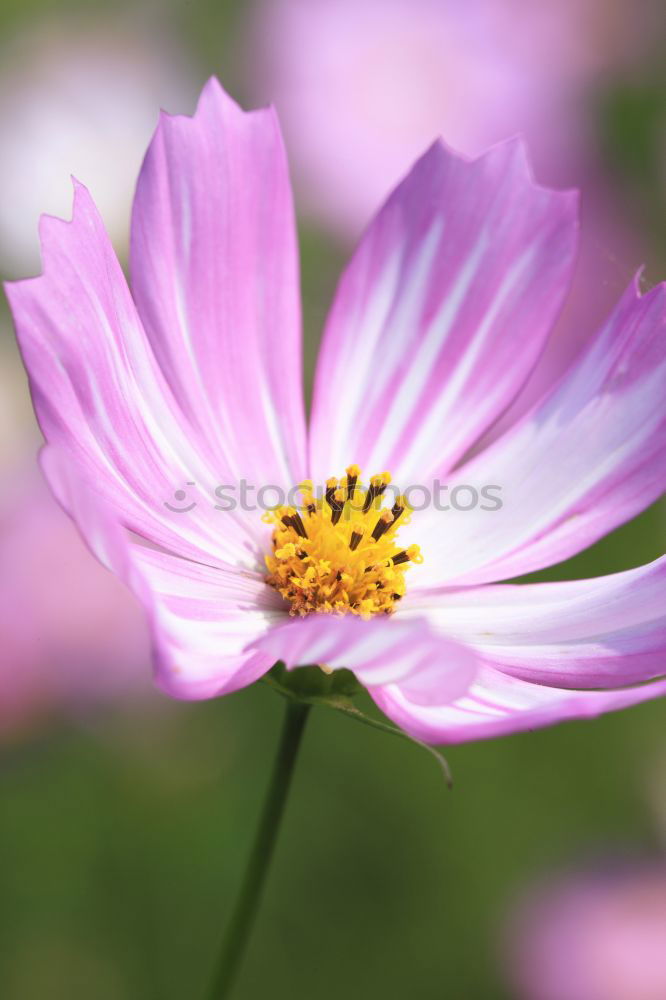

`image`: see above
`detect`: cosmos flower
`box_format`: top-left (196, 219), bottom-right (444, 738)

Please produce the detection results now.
top-left (5, 78), bottom-right (666, 743)
top-left (505, 861), bottom-right (666, 1000)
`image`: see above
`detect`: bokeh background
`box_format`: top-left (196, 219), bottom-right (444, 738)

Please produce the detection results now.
top-left (1, 1), bottom-right (665, 997)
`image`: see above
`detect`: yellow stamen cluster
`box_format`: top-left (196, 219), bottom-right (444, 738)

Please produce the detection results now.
top-left (264, 466), bottom-right (422, 617)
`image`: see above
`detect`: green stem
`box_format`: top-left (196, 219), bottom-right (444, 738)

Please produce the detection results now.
top-left (206, 700), bottom-right (311, 999)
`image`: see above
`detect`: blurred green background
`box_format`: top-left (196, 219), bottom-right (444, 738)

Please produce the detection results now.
top-left (0, 0), bottom-right (665, 997)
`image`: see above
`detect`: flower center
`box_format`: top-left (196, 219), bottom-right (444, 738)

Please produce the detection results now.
top-left (263, 465), bottom-right (422, 616)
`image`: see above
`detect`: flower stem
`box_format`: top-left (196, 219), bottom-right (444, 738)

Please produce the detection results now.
top-left (206, 699), bottom-right (311, 999)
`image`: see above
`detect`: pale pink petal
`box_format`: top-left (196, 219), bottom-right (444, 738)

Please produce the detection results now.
top-left (42, 448), bottom-right (281, 700)
top-left (5, 180), bottom-right (261, 568)
top-left (411, 276), bottom-right (666, 587)
top-left (309, 138), bottom-right (577, 484)
top-left (131, 547), bottom-right (282, 700)
top-left (131, 77), bottom-right (307, 491)
top-left (253, 612), bottom-right (477, 703)
top-left (373, 665), bottom-right (666, 745)
top-left (403, 557), bottom-right (666, 689)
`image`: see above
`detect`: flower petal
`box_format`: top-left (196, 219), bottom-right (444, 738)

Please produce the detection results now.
top-left (5, 180), bottom-right (259, 568)
top-left (41, 447), bottom-right (280, 700)
top-left (130, 77), bottom-right (307, 492)
top-left (309, 137), bottom-right (578, 484)
top-left (252, 612), bottom-right (477, 703)
top-left (372, 666), bottom-right (666, 745)
top-left (403, 557), bottom-right (666, 689)
top-left (132, 547), bottom-right (281, 700)
top-left (410, 276), bottom-right (666, 587)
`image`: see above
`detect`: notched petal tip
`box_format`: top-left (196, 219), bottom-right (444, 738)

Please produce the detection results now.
top-left (200, 73), bottom-right (280, 116)
top-left (43, 176), bottom-right (93, 230)
top-left (153, 74), bottom-right (279, 138)
top-left (422, 134), bottom-right (580, 214)
top-left (148, 77), bottom-right (242, 143)
top-left (199, 74), bottom-right (242, 111)
top-left (3, 177), bottom-right (100, 287)
top-left (484, 137), bottom-right (581, 219)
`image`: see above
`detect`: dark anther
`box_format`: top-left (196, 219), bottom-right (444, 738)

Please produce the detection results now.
top-left (346, 473), bottom-right (358, 501)
top-left (371, 514), bottom-right (392, 541)
top-left (349, 530), bottom-right (363, 551)
top-left (292, 512), bottom-right (308, 538)
top-left (391, 501), bottom-right (405, 524)
top-left (331, 505), bottom-right (344, 526)
top-left (328, 489), bottom-right (345, 525)
top-left (325, 482), bottom-right (337, 507)
top-left (362, 486), bottom-right (378, 513)
top-left (282, 512), bottom-right (308, 538)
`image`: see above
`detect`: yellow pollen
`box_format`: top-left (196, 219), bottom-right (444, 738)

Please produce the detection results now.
top-left (264, 468), bottom-right (421, 617)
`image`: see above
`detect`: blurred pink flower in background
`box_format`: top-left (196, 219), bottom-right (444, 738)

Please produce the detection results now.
top-left (0, 16), bottom-right (197, 276)
top-left (505, 862), bottom-right (666, 1000)
top-left (0, 467), bottom-right (152, 738)
top-left (250, 0), bottom-right (657, 238)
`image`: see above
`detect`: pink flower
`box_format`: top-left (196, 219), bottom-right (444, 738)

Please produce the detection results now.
top-left (506, 863), bottom-right (666, 1000)
top-left (249, 0), bottom-right (655, 238)
top-left (0, 467), bottom-right (152, 736)
top-left (5, 79), bottom-right (666, 743)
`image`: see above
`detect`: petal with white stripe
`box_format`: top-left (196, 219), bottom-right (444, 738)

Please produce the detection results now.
top-left (403, 556), bottom-right (666, 689)
top-left (372, 666), bottom-right (666, 745)
top-left (309, 138), bottom-right (577, 484)
top-left (410, 276), bottom-right (666, 587)
top-left (133, 547), bottom-right (282, 700)
top-left (6, 181), bottom-right (261, 568)
top-left (42, 447), bottom-right (281, 700)
top-left (131, 77), bottom-right (307, 492)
